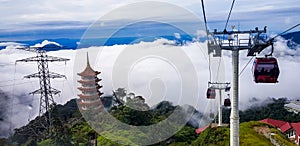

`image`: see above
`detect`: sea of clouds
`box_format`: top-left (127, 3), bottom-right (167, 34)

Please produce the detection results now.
top-left (0, 36), bottom-right (299, 137)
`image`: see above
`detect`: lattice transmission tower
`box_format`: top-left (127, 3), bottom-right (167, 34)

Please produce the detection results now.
top-left (15, 45), bottom-right (69, 137)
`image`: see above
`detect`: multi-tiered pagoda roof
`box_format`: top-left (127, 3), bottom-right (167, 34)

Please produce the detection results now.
top-left (77, 53), bottom-right (103, 112)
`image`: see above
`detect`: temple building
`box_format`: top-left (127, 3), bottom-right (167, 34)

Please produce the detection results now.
top-left (77, 53), bottom-right (103, 112)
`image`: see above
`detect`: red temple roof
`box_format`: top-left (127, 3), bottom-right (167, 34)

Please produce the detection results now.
top-left (78, 100), bottom-right (102, 106)
top-left (78, 94), bottom-right (100, 99)
top-left (78, 53), bottom-right (100, 77)
top-left (78, 87), bottom-right (98, 92)
top-left (78, 78), bottom-right (102, 84)
top-left (77, 52), bottom-right (105, 111)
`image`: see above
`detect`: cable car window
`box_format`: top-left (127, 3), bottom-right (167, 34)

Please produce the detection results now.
top-left (256, 63), bottom-right (277, 74)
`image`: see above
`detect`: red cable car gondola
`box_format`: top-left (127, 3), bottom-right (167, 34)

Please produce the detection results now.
top-left (224, 98), bottom-right (231, 107)
top-left (206, 87), bottom-right (216, 99)
top-left (253, 57), bottom-right (280, 83)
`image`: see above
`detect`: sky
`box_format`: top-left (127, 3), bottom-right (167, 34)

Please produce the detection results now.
top-left (0, 0), bottom-right (299, 40)
top-left (0, 0), bottom-right (300, 138)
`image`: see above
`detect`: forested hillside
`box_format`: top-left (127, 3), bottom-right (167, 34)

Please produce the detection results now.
top-left (1, 97), bottom-right (299, 145)
top-left (221, 98), bottom-right (300, 123)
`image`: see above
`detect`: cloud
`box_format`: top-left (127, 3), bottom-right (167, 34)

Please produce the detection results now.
top-left (195, 30), bottom-right (207, 38)
top-left (1, 36), bottom-right (300, 136)
top-left (0, 44), bottom-right (72, 136)
top-left (3, 21), bottom-right (90, 33)
top-left (174, 33), bottom-right (181, 39)
top-left (0, 39), bottom-right (211, 135)
top-left (1, 0), bottom-right (299, 37)
top-left (30, 40), bottom-right (62, 48)
top-left (0, 1), bottom-right (198, 32)
top-left (0, 0), bottom-right (299, 137)
top-left (0, 90), bottom-right (10, 137)
top-left (0, 42), bottom-right (24, 47)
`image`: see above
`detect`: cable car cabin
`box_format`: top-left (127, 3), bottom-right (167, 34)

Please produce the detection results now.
top-left (253, 57), bottom-right (280, 83)
top-left (206, 88), bottom-right (216, 99)
top-left (209, 113), bottom-right (215, 119)
top-left (224, 98), bottom-right (231, 107)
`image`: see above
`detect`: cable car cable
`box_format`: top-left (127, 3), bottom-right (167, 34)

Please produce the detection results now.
top-left (239, 56), bottom-right (254, 76)
top-left (8, 64), bottom-right (17, 135)
top-left (249, 24), bottom-right (299, 82)
top-left (267, 23), bottom-right (300, 43)
top-left (224, 0), bottom-right (236, 30)
top-left (201, 0), bottom-right (212, 82)
top-left (201, 0), bottom-right (209, 35)
top-left (215, 57), bottom-right (222, 81)
top-left (216, 0), bottom-right (236, 81)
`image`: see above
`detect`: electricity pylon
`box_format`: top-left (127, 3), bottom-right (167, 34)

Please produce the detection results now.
top-left (15, 45), bottom-right (69, 137)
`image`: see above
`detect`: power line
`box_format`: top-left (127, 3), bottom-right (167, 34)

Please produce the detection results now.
top-left (0, 62), bottom-right (15, 66)
top-left (224, 0), bottom-right (236, 30)
top-left (10, 98), bottom-right (39, 107)
top-left (0, 79), bottom-right (24, 83)
top-left (0, 81), bottom-right (33, 88)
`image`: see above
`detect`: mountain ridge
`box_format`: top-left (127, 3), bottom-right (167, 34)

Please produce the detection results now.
top-left (1, 97), bottom-right (300, 145)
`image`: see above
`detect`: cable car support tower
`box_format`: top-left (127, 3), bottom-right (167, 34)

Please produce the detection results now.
top-left (15, 46), bottom-right (69, 137)
top-left (210, 27), bottom-right (271, 145)
top-left (208, 82), bottom-right (231, 126)
top-left (201, 1), bottom-right (277, 145)
top-left (210, 23), bottom-right (300, 145)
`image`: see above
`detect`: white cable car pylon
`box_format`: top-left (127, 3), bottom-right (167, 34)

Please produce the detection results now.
top-left (200, 1), bottom-right (299, 146)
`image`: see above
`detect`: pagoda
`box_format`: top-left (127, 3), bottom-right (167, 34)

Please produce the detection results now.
top-left (77, 53), bottom-right (103, 112)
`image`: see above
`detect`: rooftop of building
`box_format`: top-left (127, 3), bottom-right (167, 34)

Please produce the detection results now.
top-left (78, 52), bottom-right (100, 77)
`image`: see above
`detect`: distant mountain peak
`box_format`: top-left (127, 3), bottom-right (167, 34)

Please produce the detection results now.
top-left (281, 31), bottom-right (300, 45)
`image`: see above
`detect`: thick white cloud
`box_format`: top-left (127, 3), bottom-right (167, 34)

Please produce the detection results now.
top-left (0, 39), bottom-right (209, 134)
top-left (31, 40), bottom-right (62, 47)
top-left (1, 37), bottom-right (299, 134)
top-left (0, 0), bottom-right (299, 137)
top-left (0, 42), bottom-right (24, 47)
